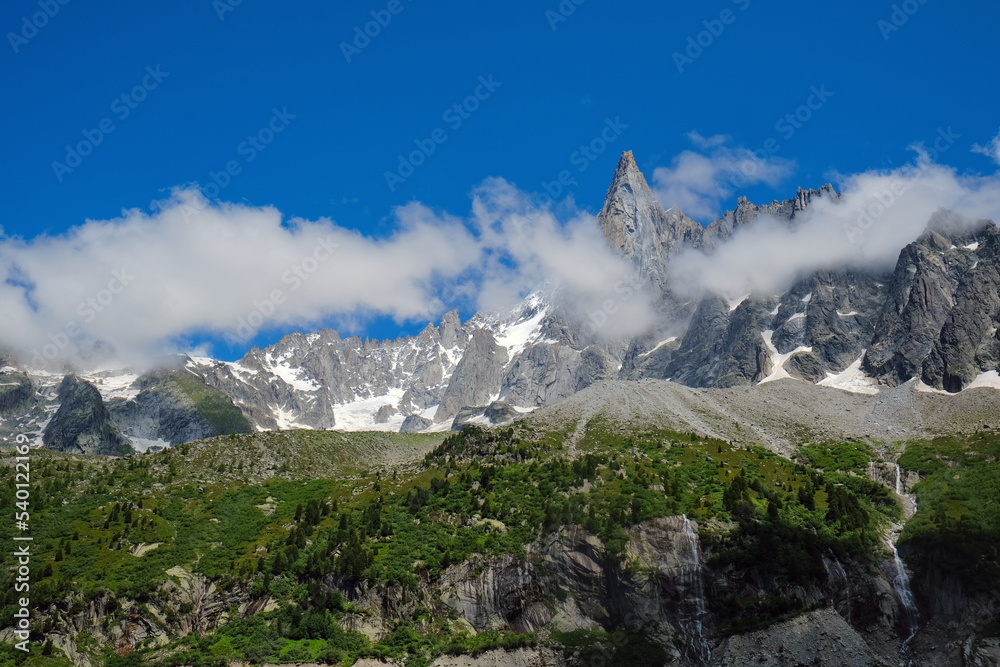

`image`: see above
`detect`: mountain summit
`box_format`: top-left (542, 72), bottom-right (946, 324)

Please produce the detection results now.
top-left (3, 153), bottom-right (999, 448)
top-left (599, 150), bottom-right (702, 285)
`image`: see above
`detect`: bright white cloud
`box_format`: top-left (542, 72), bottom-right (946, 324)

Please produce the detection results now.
top-left (0, 183), bottom-right (653, 369)
top-left (668, 153), bottom-right (1000, 299)
top-left (0, 190), bottom-right (481, 368)
top-left (651, 131), bottom-right (794, 221)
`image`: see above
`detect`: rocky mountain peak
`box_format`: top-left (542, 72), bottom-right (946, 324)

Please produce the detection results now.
top-left (599, 151), bottom-right (703, 285)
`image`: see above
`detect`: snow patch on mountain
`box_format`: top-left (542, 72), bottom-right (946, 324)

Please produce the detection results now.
top-left (726, 294), bottom-right (750, 311)
top-left (759, 330), bottom-right (812, 384)
top-left (264, 352), bottom-right (320, 392)
top-left (817, 354), bottom-right (880, 395)
top-left (966, 370), bottom-right (1000, 390)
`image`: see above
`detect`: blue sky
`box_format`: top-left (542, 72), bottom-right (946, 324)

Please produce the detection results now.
top-left (2, 0), bottom-right (999, 363)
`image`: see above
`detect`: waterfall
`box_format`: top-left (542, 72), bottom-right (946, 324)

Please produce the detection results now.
top-left (894, 462), bottom-right (902, 495)
top-left (888, 540), bottom-right (921, 656)
top-left (681, 515), bottom-right (711, 663)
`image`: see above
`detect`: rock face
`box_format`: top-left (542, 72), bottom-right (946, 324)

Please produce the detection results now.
top-left (451, 401), bottom-right (519, 431)
top-left (0, 370), bottom-right (34, 415)
top-left (399, 414), bottom-right (433, 433)
top-left (312, 517), bottom-right (943, 666)
top-left (42, 375), bottom-right (133, 456)
top-left (599, 150), bottom-right (703, 286)
top-left (865, 218), bottom-right (1000, 390)
top-left (108, 369), bottom-right (252, 446)
top-left (435, 329), bottom-right (510, 420)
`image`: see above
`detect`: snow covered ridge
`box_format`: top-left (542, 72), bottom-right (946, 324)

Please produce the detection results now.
top-left (174, 290), bottom-right (557, 433)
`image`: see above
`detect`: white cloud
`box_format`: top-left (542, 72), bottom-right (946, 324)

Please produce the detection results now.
top-left (650, 132), bottom-right (794, 221)
top-left (972, 128), bottom-right (1000, 165)
top-left (469, 178), bottom-right (656, 338)
top-left (0, 184), bottom-right (654, 369)
top-left (668, 153), bottom-right (1000, 299)
top-left (0, 190), bottom-right (482, 368)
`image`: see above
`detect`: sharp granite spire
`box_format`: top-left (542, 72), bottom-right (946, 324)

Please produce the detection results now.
top-left (598, 151), bottom-right (703, 286)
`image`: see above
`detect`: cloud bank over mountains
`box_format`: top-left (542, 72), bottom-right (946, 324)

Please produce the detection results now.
top-left (0, 183), bottom-right (649, 368)
top-left (668, 153), bottom-right (1000, 299)
top-left (2, 136), bottom-right (999, 370)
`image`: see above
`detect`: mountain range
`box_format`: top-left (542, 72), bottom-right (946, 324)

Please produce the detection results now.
top-left (1, 151), bottom-right (998, 455)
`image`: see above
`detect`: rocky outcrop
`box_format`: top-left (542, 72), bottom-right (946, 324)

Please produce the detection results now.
top-left (314, 517), bottom-right (929, 665)
top-left (42, 374), bottom-right (132, 456)
top-left (0, 370), bottom-right (33, 415)
top-left (450, 401), bottom-right (519, 430)
top-left (701, 185), bottom-right (839, 251)
top-left (921, 221), bottom-right (1000, 391)
top-left (655, 298), bottom-right (770, 388)
top-left (599, 150), bottom-right (703, 286)
top-left (434, 330), bottom-right (509, 420)
top-left (108, 369), bottom-right (251, 446)
top-left (400, 414), bottom-right (433, 433)
top-left (865, 219), bottom-right (1000, 389)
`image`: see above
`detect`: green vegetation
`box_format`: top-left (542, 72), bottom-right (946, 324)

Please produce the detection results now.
top-left (169, 371), bottom-right (252, 435)
top-left (798, 440), bottom-right (875, 474)
top-left (898, 430), bottom-right (1000, 593)
top-left (0, 422), bottom-right (953, 665)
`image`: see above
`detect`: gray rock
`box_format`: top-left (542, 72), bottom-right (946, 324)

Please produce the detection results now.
top-left (399, 414), bottom-right (432, 433)
top-left (865, 218), bottom-right (998, 388)
top-left (42, 374), bottom-right (133, 456)
top-left (0, 371), bottom-right (34, 415)
top-left (434, 329), bottom-right (509, 420)
top-left (483, 400), bottom-right (518, 424)
top-left (785, 351), bottom-right (826, 382)
top-left (109, 370), bottom-right (251, 446)
top-left (373, 404), bottom-right (396, 423)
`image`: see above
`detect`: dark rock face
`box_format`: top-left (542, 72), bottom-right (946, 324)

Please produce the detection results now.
top-left (109, 370), bottom-right (251, 446)
top-left (43, 375), bottom-right (132, 456)
top-left (450, 400), bottom-right (519, 430)
top-left (786, 351), bottom-right (827, 382)
top-left (483, 400), bottom-right (518, 423)
top-left (656, 298), bottom-right (770, 388)
top-left (865, 221), bottom-right (1000, 390)
top-left (921, 223), bottom-right (1000, 391)
top-left (399, 414), bottom-right (432, 433)
top-left (0, 371), bottom-right (34, 415)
